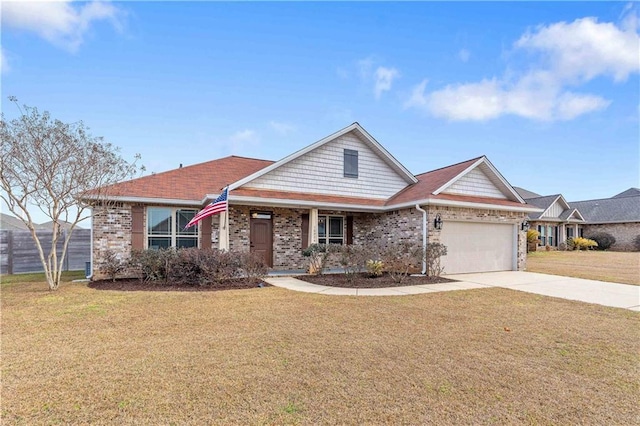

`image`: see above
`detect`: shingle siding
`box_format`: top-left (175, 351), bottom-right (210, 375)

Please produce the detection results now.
top-left (443, 167), bottom-right (507, 199)
top-left (242, 131), bottom-right (409, 199)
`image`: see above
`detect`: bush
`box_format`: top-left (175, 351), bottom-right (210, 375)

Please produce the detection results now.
top-left (526, 229), bottom-right (540, 252)
top-left (366, 259), bottom-right (384, 277)
top-left (335, 245), bottom-right (367, 283)
top-left (586, 232), bottom-right (616, 250)
top-left (128, 248), bottom-right (267, 286)
top-left (380, 241), bottom-right (423, 284)
top-left (302, 244), bottom-right (334, 275)
top-left (568, 237), bottom-right (598, 251)
top-left (425, 242), bottom-right (447, 277)
top-left (634, 235), bottom-right (640, 252)
top-left (100, 249), bottom-right (127, 282)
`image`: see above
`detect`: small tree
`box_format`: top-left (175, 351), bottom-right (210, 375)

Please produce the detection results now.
top-left (425, 242), bottom-right (447, 277)
top-left (380, 241), bottom-right (423, 284)
top-left (302, 244), bottom-right (333, 275)
top-left (0, 98), bottom-right (143, 290)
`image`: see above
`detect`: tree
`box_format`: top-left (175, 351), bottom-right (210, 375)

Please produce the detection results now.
top-left (0, 97), bottom-right (143, 290)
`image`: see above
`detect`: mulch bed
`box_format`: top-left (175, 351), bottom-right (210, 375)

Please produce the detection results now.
top-left (88, 278), bottom-right (270, 292)
top-left (299, 272), bottom-right (454, 288)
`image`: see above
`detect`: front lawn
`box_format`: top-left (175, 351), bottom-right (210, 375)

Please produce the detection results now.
top-left (2, 281), bottom-right (639, 424)
top-left (527, 250), bottom-right (640, 285)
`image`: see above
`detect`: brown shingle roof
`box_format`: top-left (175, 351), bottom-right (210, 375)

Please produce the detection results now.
top-left (386, 157), bottom-right (481, 205)
top-left (98, 156), bottom-right (274, 201)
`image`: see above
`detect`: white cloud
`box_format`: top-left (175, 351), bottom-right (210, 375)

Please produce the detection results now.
top-left (406, 14), bottom-right (639, 121)
top-left (458, 49), bottom-right (470, 63)
top-left (374, 66), bottom-right (399, 99)
top-left (2, 0), bottom-right (124, 52)
top-left (515, 17), bottom-right (639, 83)
top-left (268, 121), bottom-right (295, 135)
top-left (227, 129), bottom-right (260, 153)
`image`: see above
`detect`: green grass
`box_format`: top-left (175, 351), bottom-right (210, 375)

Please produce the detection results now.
top-left (0, 270), bottom-right (86, 286)
top-left (2, 280), bottom-right (639, 424)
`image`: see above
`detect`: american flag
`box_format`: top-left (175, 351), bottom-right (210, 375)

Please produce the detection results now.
top-left (185, 187), bottom-right (228, 229)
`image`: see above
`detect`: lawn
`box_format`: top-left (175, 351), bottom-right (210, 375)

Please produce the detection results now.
top-left (2, 280), bottom-right (639, 424)
top-left (527, 250), bottom-right (640, 285)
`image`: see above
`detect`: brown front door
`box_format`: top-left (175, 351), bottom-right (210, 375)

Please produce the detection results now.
top-left (250, 213), bottom-right (273, 267)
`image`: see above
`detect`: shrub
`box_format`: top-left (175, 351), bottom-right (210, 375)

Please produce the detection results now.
top-left (425, 242), bottom-right (447, 277)
top-left (526, 229), bottom-right (540, 252)
top-left (335, 245), bottom-right (367, 283)
top-left (586, 232), bottom-right (616, 250)
top-left (237, 251), bottom-right (268, 283)
top-left (129, 248), bottom-right (177, 282)
top-left (302, 244), bottom-right (333, 275)
top-left (100, 249), bottom-right (127, 282)
top-left (634, 235), bottom-right (640, 251)
top-left (366, 259), bottom-right (384, 277)
top-left (380, 241), bottom-right (423, 284)
top-left (569, 237), bottom-right (598, 251)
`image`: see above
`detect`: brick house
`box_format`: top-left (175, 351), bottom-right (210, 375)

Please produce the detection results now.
top-left (88, 123), bottom-right (539, 279)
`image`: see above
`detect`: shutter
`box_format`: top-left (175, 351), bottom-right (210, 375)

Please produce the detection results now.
top-left (346, 216), bottom-right (353, 245)
top-left (200, 215), bottom-right (212, 249)
top-left (131, 205), bottom-right (144, 250)
top-left (301, 214), bottom-right (309, 249)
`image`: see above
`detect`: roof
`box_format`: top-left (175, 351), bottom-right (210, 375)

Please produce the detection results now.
top-left (523, 194), bottom-right (562, 219)
top-left (94, 156), bottom-right (274, 202)
top-left (0, 213), bottom-right (29, 230)
top-left (514, 187), bottom-right (542, 199)
top-left (570, 195), bottom-right (640, 223)
top-left (90, 126), bottom-right (536, 212)
top-left (612, 188), bottom-right (640, 198)
top-left (230, 122), bottom-right (418, 190)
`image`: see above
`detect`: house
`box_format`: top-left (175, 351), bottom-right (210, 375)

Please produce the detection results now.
top-left (513, 188), bottom-right (586, 248)
top-left (515, 187), bottom-right (640, 251)
top-left (87, 123), bottom-right (539, 279)
top-left (570, 189), bottom-right (640, 251)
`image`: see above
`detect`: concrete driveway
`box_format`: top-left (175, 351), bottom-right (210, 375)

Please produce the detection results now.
top-left (446, 271), bottom-right (640, 311)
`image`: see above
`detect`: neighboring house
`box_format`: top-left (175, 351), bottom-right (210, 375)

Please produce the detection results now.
top-left (87, 123), bottom-right (539, 279)
top-left (515, 187), bottom-right (640, 251)
top-left (513, 188), bottom-right (586, 248)
top-left (570, 189), bottom-right (640, 251)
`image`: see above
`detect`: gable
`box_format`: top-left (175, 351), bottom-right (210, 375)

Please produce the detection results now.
top-left (543, 198), bottom-right (565, 218)
top-left (239, 130), bottom-right (410, 199)
top-left (441, 165), bottom-right (508, 199)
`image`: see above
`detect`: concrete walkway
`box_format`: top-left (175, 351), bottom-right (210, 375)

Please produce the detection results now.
top-left (264, 271), bottom-right (640, 311)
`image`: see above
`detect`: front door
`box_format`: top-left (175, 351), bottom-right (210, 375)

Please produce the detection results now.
top-left (250, 212), bottom-right (273, 267)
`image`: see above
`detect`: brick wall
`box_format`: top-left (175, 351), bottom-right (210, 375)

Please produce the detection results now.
top-left (92, 203), bottom-right (135, 280)
top-left (584, 223), bottom-right (640, 251)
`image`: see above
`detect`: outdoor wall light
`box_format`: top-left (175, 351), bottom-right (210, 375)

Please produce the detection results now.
top-left (434, 214), bottom-right (443, 230)
top-left (521, 220), bottom-right (530, 231)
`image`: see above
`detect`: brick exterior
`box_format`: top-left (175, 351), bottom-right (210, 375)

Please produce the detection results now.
top-left (92, 203), bottom-right (529, 278)
top-left (584, 223), bottom-right (640, 251)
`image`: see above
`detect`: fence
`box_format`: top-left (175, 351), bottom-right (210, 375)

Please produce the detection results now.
top-left (0, 229), bottom-right (91, 275)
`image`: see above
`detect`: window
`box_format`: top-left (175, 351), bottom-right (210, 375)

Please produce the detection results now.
top-left (547, 226), bottom-right (555, 247)
top-left (538, 225), bottom-right (546, 246)
top-left (147, 207), bottom-right (198, 249)
top-left (566, 227), bottom-right (574, 239)
top-left (318, 215), bottom-right (344, 245)
top-left (344, 149), bottom-right (358, 178)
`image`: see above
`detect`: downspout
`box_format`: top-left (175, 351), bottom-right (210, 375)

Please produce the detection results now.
top-left (87, 207), bottom-right (93, 280)
top-left (415, 204), bottom-right (427, 275)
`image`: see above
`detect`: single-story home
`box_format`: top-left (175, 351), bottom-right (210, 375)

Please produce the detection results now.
top-left (87, 123), bottom-right (540, 279)
top-left (515, 187), bottom-right (640, 250)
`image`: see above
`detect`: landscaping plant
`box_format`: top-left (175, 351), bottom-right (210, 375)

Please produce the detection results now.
top-left (99, 250), bottom-right (127, 282)
top-left (380, 241), bottom-right (423, 284)
top-left (586, 232), bottom-right (616, 250)
top-left (425, 242), bottom-right (448, 277)
top-left (366, 259), bottom-right (384, 277)
top-left (336, 245), bottom-right (367, 283)
top-left (302, 244), bottom-right (333, 275)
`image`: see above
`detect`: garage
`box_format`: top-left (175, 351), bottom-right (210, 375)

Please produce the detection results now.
top-left (439, 221), bottom-right (516, 274)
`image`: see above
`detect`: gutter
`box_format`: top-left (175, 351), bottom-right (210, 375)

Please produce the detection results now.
top-left (415, 204), bottom-right (427, 275)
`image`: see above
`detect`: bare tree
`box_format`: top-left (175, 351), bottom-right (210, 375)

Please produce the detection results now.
top-left (0, 97), bottom-right (143, 290)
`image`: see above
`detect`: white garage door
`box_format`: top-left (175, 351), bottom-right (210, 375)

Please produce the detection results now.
top-left (439, 222), bottom-right (515, 274)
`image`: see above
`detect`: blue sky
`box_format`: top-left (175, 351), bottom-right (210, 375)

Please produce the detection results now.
top-left (2, 1), bottom-right (639, 222)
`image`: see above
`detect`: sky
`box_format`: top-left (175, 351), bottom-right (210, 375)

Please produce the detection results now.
top-left (1, 1), bottom-right (639, 224)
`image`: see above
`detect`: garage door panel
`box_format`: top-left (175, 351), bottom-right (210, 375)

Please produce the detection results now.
top-left (440, 222), bottom-right (514, 274)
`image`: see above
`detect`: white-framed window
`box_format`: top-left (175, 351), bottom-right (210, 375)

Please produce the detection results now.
top-left (318, 215), bottom-right (344, 245)
top-left (147, 207), bottom-right (198, 249)
top-left (344, 149), bottom-right (358, 178)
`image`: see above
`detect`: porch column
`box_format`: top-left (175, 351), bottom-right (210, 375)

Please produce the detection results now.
top-left (309, 208), bottom-right (319, 245)
top-left (218, 210), bottom-right (229, 251)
